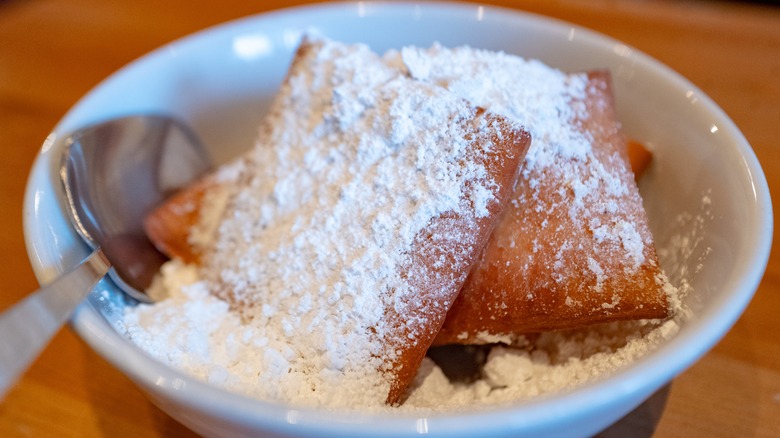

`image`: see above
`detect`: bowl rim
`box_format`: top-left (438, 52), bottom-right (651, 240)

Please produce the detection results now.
top-left (23, 1), bottom-right (773, 436)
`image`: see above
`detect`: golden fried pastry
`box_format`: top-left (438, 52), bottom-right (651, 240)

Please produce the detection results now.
top-left (145, 174), bottom-right (214, 265)
top-left (383, 108), bottom-right (530, 403)
top-left (433, 71), bottom-right (669, 345)
top-left (146, 36), bottom-right (530, 406)
top-left (124, 24), bottom-right (688, 411)
top-left (628, 139), bottom-right (653, 180)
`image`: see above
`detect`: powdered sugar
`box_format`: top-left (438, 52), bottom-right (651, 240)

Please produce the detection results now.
top-left (402, 318), bottom-right (680, 411)
top-left (398, 44), bottom-right (647, 275)
top-left (124, 36), bottom-right (687, 412)
top-left (398, 44), bottom-right (590, 169)
top-left (129, 36), bottom-right (527, 409)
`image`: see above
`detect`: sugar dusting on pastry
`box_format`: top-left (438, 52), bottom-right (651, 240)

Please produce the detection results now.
top-left (123, 36), bottom-right (688, 412)
top-left (126, 36), bottom-right (530, 409)
top-left (400, 44), bottom-right (647, 277)
top-left (416, 46), bottom-right (675, 342)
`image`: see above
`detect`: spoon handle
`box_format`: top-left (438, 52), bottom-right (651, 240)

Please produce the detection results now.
top-left (0, 249), bottom-right (110, 400)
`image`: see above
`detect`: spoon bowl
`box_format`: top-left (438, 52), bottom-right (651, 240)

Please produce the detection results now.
top-left (0, 115), bottom-right (211, 399)
top-left (61, 115), bottom-right (212, 301)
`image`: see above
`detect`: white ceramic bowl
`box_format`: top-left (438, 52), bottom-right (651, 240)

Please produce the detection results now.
top-left (23, 2), bottom-right (772, 437)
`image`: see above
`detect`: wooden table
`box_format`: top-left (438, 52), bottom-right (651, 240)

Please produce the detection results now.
top-left (1, 0), bottom-right (778, 436)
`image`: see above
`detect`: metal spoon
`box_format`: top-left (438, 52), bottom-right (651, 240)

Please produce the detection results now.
top-left (0, 115), bottom-right (212, 399)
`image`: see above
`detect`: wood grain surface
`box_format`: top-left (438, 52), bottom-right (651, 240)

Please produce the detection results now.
top-left (1, 0), bottom-right (778, 436)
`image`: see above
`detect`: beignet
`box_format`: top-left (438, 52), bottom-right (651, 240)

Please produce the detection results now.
top-left (430, 69), bottom-right (669, 344)
top-left (146, 36), bottom-right (530, 405)
top-left (144, 41), bottom-right (671, 403)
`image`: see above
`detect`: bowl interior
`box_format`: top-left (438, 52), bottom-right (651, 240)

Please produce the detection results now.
top-left (23, 2), bottom-right (771, 437)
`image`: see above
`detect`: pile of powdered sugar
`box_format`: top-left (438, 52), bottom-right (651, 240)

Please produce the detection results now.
top-left (122, 36), bottom-right (688, 412)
